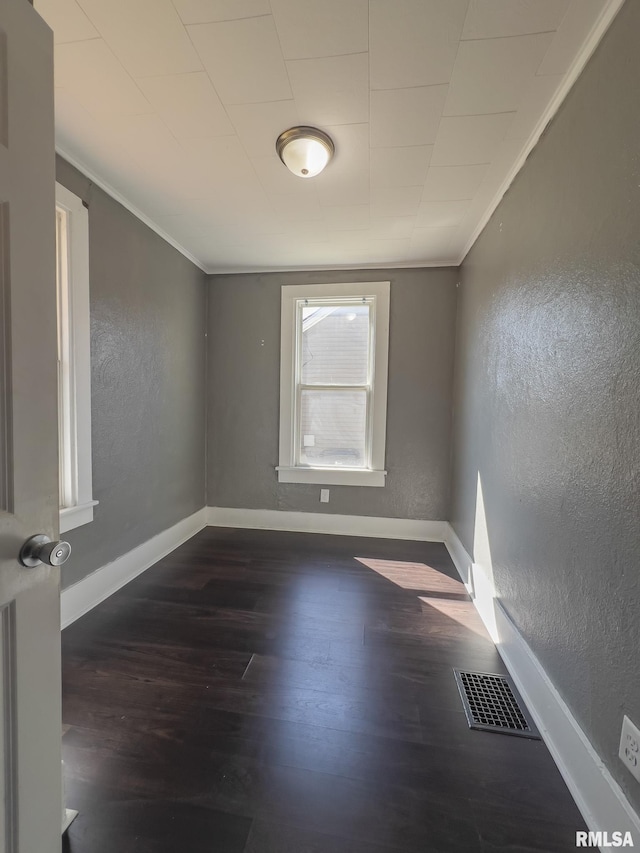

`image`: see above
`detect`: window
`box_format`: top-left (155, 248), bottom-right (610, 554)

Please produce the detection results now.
top-left (55, 182), bottom-right (97, 532)
top-left (277, 281), bottom-right (390, 487)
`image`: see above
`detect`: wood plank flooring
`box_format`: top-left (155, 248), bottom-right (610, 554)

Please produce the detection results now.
top-left (61, 527), bottom-right (586, 852)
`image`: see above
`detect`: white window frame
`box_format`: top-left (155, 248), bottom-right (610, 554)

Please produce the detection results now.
top-left (277, 281), bottom-right (390, 487)
top-left (56, 182), bottom-right (97, 532)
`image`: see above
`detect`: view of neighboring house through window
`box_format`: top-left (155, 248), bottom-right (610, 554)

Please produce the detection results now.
top-left (55, 182), bottom-right (97, 532)
top-left (278, 281), bottom-right (390, 487)
top-left (299, 302), bottom-right (370, 468)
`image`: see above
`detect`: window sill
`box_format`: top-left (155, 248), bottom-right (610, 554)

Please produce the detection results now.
top-left (60, 500), bottom-right (98, 533)
top-left (276, 467), bottom-right (386, 487)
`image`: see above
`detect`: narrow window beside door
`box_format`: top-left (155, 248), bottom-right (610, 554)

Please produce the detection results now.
top-left (55, 182), bottom-right (97, 532)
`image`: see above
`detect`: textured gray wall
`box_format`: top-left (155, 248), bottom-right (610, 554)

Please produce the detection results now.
top-left (56, 157), bottom-right (207, 589)
top-left (207, 268), bottom-right (457, 519)
top-left (450, 0), bottom-right (640, 812)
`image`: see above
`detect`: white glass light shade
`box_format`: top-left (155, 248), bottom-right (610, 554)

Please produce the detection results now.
top-left (281, 137), bottom-right (330, 178)
top-left (276, 127), bottom-right (334, 178)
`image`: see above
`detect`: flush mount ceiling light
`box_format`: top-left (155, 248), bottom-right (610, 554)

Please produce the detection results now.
top-left (276, 126), bottom-right (335, 178)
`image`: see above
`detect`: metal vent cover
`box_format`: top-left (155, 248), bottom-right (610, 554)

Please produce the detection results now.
top-left (453, 669), bottom-right (541, 739)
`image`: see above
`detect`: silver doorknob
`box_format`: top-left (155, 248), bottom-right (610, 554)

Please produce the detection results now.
top-left (19, 535), bottom-right (71, 568)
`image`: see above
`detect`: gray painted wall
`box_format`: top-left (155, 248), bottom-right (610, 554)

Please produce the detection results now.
top-left (56, 157), bottom-right (207, 589)
top-left (207, 268), bottom-right (457, 520)
top-left (450, 0), bottom-right (640, 812)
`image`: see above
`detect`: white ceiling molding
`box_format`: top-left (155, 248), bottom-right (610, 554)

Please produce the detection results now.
top-left (55, 144), bottom-right (208, 274)
top-left (41, 0), bottom-right (627, 274)
top-left (456, 0), bottom-right (627, 265)
top-left (56, 143), bottom-right (456, 275)
top-left (205, 259), bottom-right (454, 276)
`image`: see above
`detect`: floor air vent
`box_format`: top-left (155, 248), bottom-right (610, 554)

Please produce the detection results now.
top-left (453, 669), bottom-right (541, 739)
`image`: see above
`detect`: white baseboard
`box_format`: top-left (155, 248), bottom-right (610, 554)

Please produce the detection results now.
top-left (60, 508), bottom-right (207, 629)
top-left (444, 523), bottom-right (640, 843)
top-left (61, 507), bottom-right (444, 629)
top-left (206, 506), bottom-right (447, 542)
top-left (442, 523), bottom-right (474, 592)
top-left (60, 504), bottom-right (640, 842)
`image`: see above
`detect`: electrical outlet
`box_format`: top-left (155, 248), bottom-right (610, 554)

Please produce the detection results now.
top-left (619, 715), bottom-right (640, 783)
top-left (320, 489), bottom-right (329, 503)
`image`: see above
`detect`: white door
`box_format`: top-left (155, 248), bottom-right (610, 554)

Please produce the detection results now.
top-left (0, 1), bottom-right (62, 851)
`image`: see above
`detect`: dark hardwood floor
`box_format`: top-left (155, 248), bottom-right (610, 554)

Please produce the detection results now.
top-left (61, 527), bottom-right (586, 852)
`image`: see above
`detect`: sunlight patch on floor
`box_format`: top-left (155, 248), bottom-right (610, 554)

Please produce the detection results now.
top-left (354, 557), bottom-right (466, 596)
top-left (418, 596), bottom-right (488, 639)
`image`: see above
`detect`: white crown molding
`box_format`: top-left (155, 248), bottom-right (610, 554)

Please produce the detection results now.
top-left (205, 260), bottom-right (458, 275)
top-left (443, 523), bottom-right (640, 842)
top-left (60, 508), bottom-right (207, 628)
top-left (55, 145), bottom-right (207, 274)
top-left (207, 506), bottom-right (447, 541)
top-left (56, 145), bottom-right (459, 274)
top-left (56, 1), bottom-right (624, 279)
top-left (457, 0), bottom-right (627, 266)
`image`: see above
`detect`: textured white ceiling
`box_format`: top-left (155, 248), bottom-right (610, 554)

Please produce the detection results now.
top-left (35, 0), bottom-right (621, 273)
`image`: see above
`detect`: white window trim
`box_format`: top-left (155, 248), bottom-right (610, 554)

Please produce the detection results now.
top-left (277, 281), bottom-right (390, 488)
top-left (56, 182), bottom-right (97, 533)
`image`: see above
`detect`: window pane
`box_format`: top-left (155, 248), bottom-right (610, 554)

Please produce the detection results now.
top-left (301, 304), bottom-right (369, 385)
top-left (299, 389), bottom-right (367, 467)
top-left (56, 207), bottom-right (73, 509)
